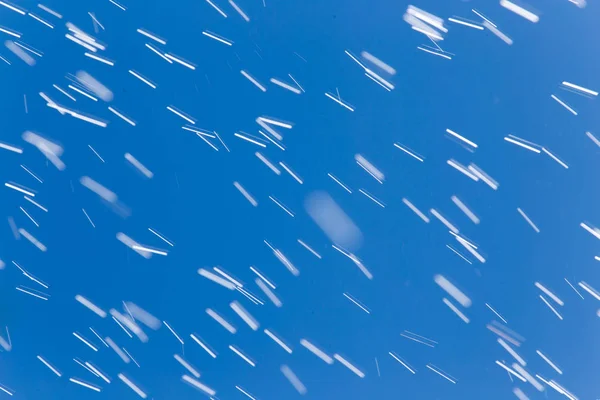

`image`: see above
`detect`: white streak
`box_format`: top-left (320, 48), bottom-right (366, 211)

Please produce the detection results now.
top-left (297, 239), bottom-right (321, 259)
top-left (551, 94), bottom-right (577, 115)
top-left (38, 4), bottom-right (62, 18)
top-left (434, 275), bottom-right (471, 307)
top-left (28, 13), bottom-right (53, 28)
top-left (233, 181), bottom-right (258, 206)
top-left (512, 364), bottom-right (543, 391)
top-left (446, 128), bottom-right (478, 148)
top-left (485, 303), bottom-right (507, 324)
top-left (431, 209), bottom-right (459, 233)
top-left (75, 295), bottom-right (106, 317)
top-left (498, 338), bottom-right (526, 366)
top-left (202, 31), bottom-right (233, 45)
top-left (250, 266), bottom-right (276, 288)
top-left (182, 375), bottom-right (215, 396)
top-left (129, 70), bottom-right (156, 89)
top-left (355, 154), bottom-right (384, 182)
top-left (562, 81), bottom-right (597, 97)
top-left (281, 365), bottom-right (306, 394)
top-left (0, 1), bottom-right (24, 15)
top-left (229, 0), bottom-right (249, 21)
top-left (118, 374), bottom-right (147, 398)
top-left (240, 70), bottom-right (267, 92)
top-left (85, 363), bottom-right (110, 383)
top-left (73, 332), bottom-right (98, 351)
top-left (327, 173), bottom-right (352, 193)
top-left (229, 345), bottom-right (255, 366)
top-left (174, 355), bottom-right (200, 378)
top-left (535, 282), bottom-right (563, 306)
top-left (539, 295), bottom-right (563, 320)
top-left (536, 350), bottom-right (562, 374)
top-left (69, 378), bottom-right (101, 392)
top-left (125, 153), bottom-right (153, 178)
top-left (451, 196), bottom-right (479, 224)
top-left (255, 278), bottom-right (282, 307)
top-left (541, 147), bottom-right (568, 169)
top-left (198, 268), bottom-right (236, 289)
top-left (448, 17), bottom-right (483, 30)
top-left (325, 92), bottom-right (354, 111)
top-left (234, 132), bottom-right (266, 147)
top-left (495, 361), bottom-right (526, 381)
top-left (578, 281), bottom-right (600, 300)
top-left (517, 208), bottom-right (540, 233)
top-left (108, 107), bottom-right (136, 126)
top-left (264, 329), bottom-right (292, 353)
top-left (230, 301), bottom-right (259, 330)
top-left (361, 51), bottom-right (395, 74)
top-left (447, 159), bottom-right (479, 181)
top-left (504, 136), bottom-right (541, 153)
top-left (442, 298), bottom-right (470, 323)
top-left (389, 352), bottom-right (416, 373)
top-left (37, 355), bottom-right (62, 376)
top-left (279, 162), bottom-right (303, 184)
top-left (393, 143), bottom-right (424, 162)
top-left (270, 78), bottom-right (301, 94)
top-left (300, 339), bottom-right (333, 364)
top-left (0, 142), bottom-right (22, 154)
top-left (426, 364), bottom-right (456, 384)
top-left (19, 228), bottom-right (46, 251)
top-left (500, 0), bottom-right (539, 23)
top-left (84, 52), bottom-right (114, 66)
top-left (564, 278), bottom-right (584, 299)
top-left (109, 0), bottom-right (126, 10)
top-left (136, 28), bottom-right (165, 44)
top-left (343, 292), bottom-right (370, 314)
top-left (206, 0), bottom-right (227, 17)
top-left (333, 354), bottom-right (365, 378)
top-left (206, 308), bottom-right (236, 333)
top-left (402, 199), bottom-right (429, 222)
top-left (360, 189), bottom-right (384, 207)
top-left (416, 46), bottom-right (451, 60)
top-left (163, 321), bottom-right (184, 344)
top-left (483, 21), bottom-right (513, 45)
top-left (166, 106), bottom-right (195, 124)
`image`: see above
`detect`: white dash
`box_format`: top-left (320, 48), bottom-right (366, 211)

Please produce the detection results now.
top-left (551, 94), bottom-right (577, 115)
top-left (198, 268), bottom-right (236, 289)
top-left (118, 374), bottom-right (147, 398)
top-left (416, 46), bottom-right (451, 60)
top-left (485, 303), bottom-right (507, 324)
top-left (327, 173), bottom-right (352, 193)
top-left (578, 281), bottom-right (600, 300)
top-left (166, 106), bottom-right (195, 124)
top-left (129, 70), bottom-right (156, 89)
top-left (539, 295), bottom-right (563, 320)
top-left (125, 153), bottom-right (153, 178)
top-left (426, 364), bottom-right (456, 384)
top-left (264, 329), bottom-right (292, 353)
top-left (393, 142), bottom-right (424, 162)
top-left (131, 245), bottom-right (167, 256)
top-left (442, 298), bottom-right (470, 323)
top-left (536, 350), bottom-right (562, 375)
top-left (0, 141), bottom-right (22, 154)
top-left (434, 275), bottom-right (471, 307)
top-left (562, 81), bottom-right (597, 97)
top-left (233, 181), bottom-right (258, 207)
top-left (109, 0), bottom-right (126, 11)
top-left (270, 78), bottom-right (301, 94)
top-left (451, 196), bottom-right (479, 224)
top-left (389, 352), bottom-right (416, 374)
top-left (206, 0), bottom-right (227, 17)
top-left (85, 362), bottom-right (110, 383)
top-left (73, 332), bottom-right (98, 351)
top-left (355, 154), bottom-right (384, 182)
top-left (447, 159), bottom-right (479, 181)
top-left (108, 106), bottom-right (136, 126)
top-left (446, 128), bottom-right (478, 148)
top-left (37, 355), bottom-right (62, 376)
top-left (255, 152), bottom-right (280, 174)
top-left (236, 386), bottom-right (256, 400)
top-left (28, 13), bottom-right (53, 28)
top-left (564, 278), bottom-right (584, 299)
top-left (148, 228), bottom-right (174, 247)
top-left (255, 278), bottom-right (282, 307)
top-left (541, 147), bottom-right (568, 169)
top-left (250, 266), bottom-right (276, 289)
top-left (69, 378), bottom-right (101, 392)
top-left (483, 20), bottom-right (512, 45)
top-left (279, 162), bottom-right (303, 184)
top-left (334, 354), bottom-right (365, 378)
top-left (281, 365), bottom-right (306, 394)
top-left (448, 17), bottom-right (483, 30)
top-left (240, 70), bottom-right (267, 92)
top-left (136, 28), bottom-right (165, 44)
top-left (229, 0), bottom-right (250, 21)
top-left (300, 339), bottom-right (333, 364)
top-left (359, 189), bottom-right (385, 208)
top-left (163, 321), bottom-right (184, 344)
top-left (343, 292), bottom-right (370, 314)
top-left (431, 209), bottom-right (459, 233)
top-left (229, 345), bottom-right (255, 367)
top-left (500, 0), bottom-right (539, 23)
top-left (535, 282), bottom-right (563, 306)
top-left (75, 295), bottom-right (106, 317)
top-left (174, 354), bottom-right (200, 378)
top-left (512, 364), bottom-right (543, 391)
top-left (84, 52), bottom-right (114, 66)
top-left (325, 92), bottom-right (355, 111)
top-left (495, 361), bottom-right (526, 381)
top-left (517, 208), bottom-right (540, 233)
top-left (89, 328), bottom-right (108, 347)
top-left (234, 132), bottom-right (266, 147)
top-left (202, 30), bottom-right (233, 45)
top-left (230, 301), bottom-right (259, 330)
top-left (68, 85), bottom-right (97, 101)
top-left (297, 239), bottom-right (321, 259)
top-left (402, 198), bottom-right (429, 223)
top-left (181, 375), bottom-right (215, 396)
top-left (498, 338), bottom-right (526, 366)
top-left (206, 308), bottom-right (236, 334)
top-left (504, 136), bottom-right (541, 153)
top-left (38, 4), bottom-right (62, 18)
top-left (19, 228), bottom-right (46, 251)
top-left (0, 1), bottom-right (24, 15)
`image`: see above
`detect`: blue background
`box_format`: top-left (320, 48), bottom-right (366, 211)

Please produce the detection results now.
top-left (0, 0), bottom-right (599, 398)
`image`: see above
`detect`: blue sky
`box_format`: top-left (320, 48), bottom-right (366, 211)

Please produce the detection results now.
top-left (0, 0), bottom-right (599, 399)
